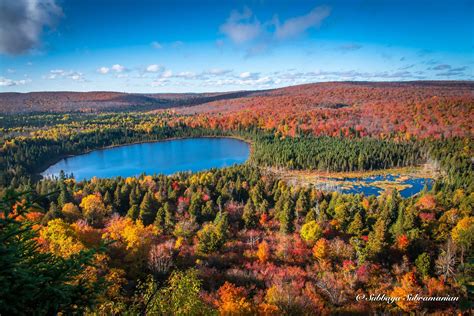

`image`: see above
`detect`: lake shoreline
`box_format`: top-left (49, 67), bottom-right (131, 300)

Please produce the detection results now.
top-left (38, 135), bottom-right (252, 180)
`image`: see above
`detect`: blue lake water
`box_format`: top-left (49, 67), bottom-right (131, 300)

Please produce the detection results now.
top-left (335, 174), bottom-right (433, 198)
top-left (41, 137), bottom-right (250, 180)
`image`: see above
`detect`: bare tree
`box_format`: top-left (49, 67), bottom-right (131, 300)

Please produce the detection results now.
top-left (435, 239), bottom-right (457, 282)
top-left (148, 241), bottom-right (174, 276)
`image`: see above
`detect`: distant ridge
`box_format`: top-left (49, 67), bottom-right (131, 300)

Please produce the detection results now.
top-left (0, 81), bottom-right (472, 114)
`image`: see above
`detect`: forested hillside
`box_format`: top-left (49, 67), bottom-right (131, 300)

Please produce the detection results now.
top-left (175, 81), bottom-right (473, 139)
top-left (2, 81), bottom-right (473, 141)
top-left (0, 81), bottom-right (473, 314)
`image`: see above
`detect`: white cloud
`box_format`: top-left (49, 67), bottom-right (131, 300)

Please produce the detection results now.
top-left (70, 73), bottom-right (82, 81)
top-left (239, 71), bottom-right (259, 79)
top-left (111, 64), bottom-right (125, 72)
top-left (46, 69), bottom-right (65, 79)
top-left (45, 69), bottom-right (85, 81)
top-left (0, 76), bottom-right (30, 86)
top-left (220, 7), bottom-right (262, 44)
top-left (146, 64), bottom-right (162, 72)
top-left (206, 68), bottom-right (232, 76)
top-left (97, 67), bottom-right (110, 74)
top-left (161, 70), bottom-right (173, 78)
top-left (176, 71), bottom-right (197, 79)
top-left (219, 6), bottom-right (330, 56)
top-left (150, 78), bottom-right (169, 87)
top-left (274, 6), bottom-right (331, 40)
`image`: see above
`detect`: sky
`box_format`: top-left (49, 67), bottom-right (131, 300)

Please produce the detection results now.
top-left (0, 0), bottom-right (473, 93)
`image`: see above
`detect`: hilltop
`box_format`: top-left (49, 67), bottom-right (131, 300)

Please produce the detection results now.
top-left (0, 81), bottom-right (472, 114)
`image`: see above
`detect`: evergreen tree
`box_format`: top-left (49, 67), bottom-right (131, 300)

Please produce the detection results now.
top-left (57, 183), bottom-right (72, 208)
top-left (242, 199), bottom-right (258, 229)
top-left (367, 218), bottom-right (387, 258)
top-left (42, 202), bottom-right (62, 225)
top-left (154, 206), bottom-right (165, 230)
top-left (139, 192), bottom-right (156, 226)
top-left (127, 204), bottom-right (140, 221)
top-left (103, 190), bottom-right (113, 206)
top-left (164, 202), bottom-right (175, 232)
top-left (295, 189), bottom-right (309, 218)
top-left (279, 196), bottom-right (295, 234)
top-left (348, 212), bottom-right (364, 236)
top-left (188, 193), bottom-right (203, 222)
top-left (0, 191), bottom-right (104, 315)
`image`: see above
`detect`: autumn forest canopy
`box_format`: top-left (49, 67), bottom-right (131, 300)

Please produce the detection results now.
top-left (0, 81), bottom-right (473, 315)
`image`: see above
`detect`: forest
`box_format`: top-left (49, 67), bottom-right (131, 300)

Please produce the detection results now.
top-left (0, 82), bottom-right (473, 315)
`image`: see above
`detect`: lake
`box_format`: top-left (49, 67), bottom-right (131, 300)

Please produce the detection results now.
top-left (41, 137), bottom-right (250, 180)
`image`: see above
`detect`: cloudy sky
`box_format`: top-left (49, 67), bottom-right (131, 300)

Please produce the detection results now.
top-left (0, 0), bottom-right (473, 93)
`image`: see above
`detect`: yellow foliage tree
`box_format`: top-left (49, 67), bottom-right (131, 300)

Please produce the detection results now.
top-left (312, 238), bottom-right (329, 261)
top-left (62, 202), bottom-right (82, 222)
top-left (80, 194), bottom-right (109, 227)
top-left (390, 272), bottom-right (422, 312)
top-left (39, 218), bottom-right (84, 258)
top-left (257, 240), bottom-right (270, 263)
top-left (102, 216), bottom-right (159, 274)
top-left (451, 216), bottom-right (474, 264)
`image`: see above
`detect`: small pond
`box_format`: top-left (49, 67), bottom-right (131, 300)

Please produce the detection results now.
top-left (319, 174), bottom-right (433, 198)
top-left (41, 137), bottom-right (250, 180)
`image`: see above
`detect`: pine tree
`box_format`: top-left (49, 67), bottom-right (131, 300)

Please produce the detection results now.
top-left (279, 197), bottom-right (295, 234)
top-left (103, 190), bottom-right (112, 206)
top-left (202, 200), bottom-right (215, 221)
top-left (188, 193), bottom-right (203, 222)
top-left (295, 189), bottom-right (309, 218)
top-left (139, 192), bottom-right (156, 226)
top-left (154, 206), bottom-right (165, 230)
top-left (214, 211), bottom-right (229, 240)
top-left (42, 202), bottom-right (62, 225)
top-left (242, 199), bottom-right (258, 229)
top-left (367, 218), bottom-right (387, 258)
top-left (348, 212), bottom-right (364, 236)
top-left (57, 183), bottom-right (71, 208)
top-left (129, 187), bottom-right (139, 207)
top-left (164, 202), bottom-right (175, 232)
top-left (1, 191), bottom-right (104, 315)
top-left (127, 204), bottom-right (140, 221)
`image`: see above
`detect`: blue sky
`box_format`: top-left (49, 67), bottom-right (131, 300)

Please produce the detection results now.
top-left (1, 0), bottom-right (473, 92)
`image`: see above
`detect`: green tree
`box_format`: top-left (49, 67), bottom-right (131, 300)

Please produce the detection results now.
top-left (295, 189), bottom-right (309, 218)
top-left (42, 201), bottom-right (62, 225)
top-left (127, 204), bottom-right (140, 221)
top-left (196, 212), bottom-right (229, 254)
top-left (278, 192), bottom-right (295, 234)
top-left (188, 193), bottom-right (203, 222)
top-left (415, 252), bottom-right (431, 278)
top-left (451, 217), bottom-right (474, 265)
top-left (0, 191), bottom-right (104, 315)
top-left (139, 192), bottom-right (157, 226)
top-left (300, 220), bottom-right (323, 244)
top-left (164, 202), bottom-right (175, 232)
top-left (136, 269), bottom-right (215, 315)
top-left (348, 212), bottom-right (364, 236)
top-left (242, 199), bottom-right (258, 229)
top-left (57, 182), bottom-right (72, 208)
top-left (367, 218), bottom-right (387, 258)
